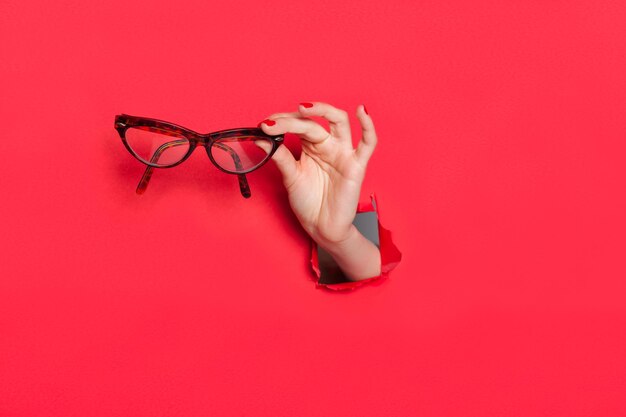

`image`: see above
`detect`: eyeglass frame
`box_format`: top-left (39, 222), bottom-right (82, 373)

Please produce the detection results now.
top-left (114, 113), bottom-right (285, 198)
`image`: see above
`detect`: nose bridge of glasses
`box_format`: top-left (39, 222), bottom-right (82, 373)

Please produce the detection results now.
top-left (193, 133), bottom-right (209, 146)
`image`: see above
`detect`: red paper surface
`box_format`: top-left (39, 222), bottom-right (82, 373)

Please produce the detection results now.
top-left (2, 1), bottom-right (626, 416)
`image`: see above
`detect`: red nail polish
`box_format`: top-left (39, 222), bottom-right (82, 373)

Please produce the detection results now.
top-left (259, 119), bottom-right (275, 126)
top-left (300, 102), bottom-right (314, 108)
top-left (363, 105), bottom-right (369, 115)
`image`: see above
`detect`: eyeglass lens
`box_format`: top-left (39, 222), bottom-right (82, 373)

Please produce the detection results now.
top-left (125, 127), bottom-right (190, 166)
top-left (210, 136), bottom-right (272, 173)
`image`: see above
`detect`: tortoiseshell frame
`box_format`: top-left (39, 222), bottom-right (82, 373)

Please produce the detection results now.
top-left (114, 114), bottom-right (284, 198)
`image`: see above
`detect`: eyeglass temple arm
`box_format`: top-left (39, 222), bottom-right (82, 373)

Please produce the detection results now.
top-left (211, 142), bottom-right (251, 198)
top-left (136, 140), bottom-right (251, 198)
top-left (136, 139), bottom-right (185, 194)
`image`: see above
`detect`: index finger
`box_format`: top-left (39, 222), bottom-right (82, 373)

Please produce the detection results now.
top-left (297, 102), bottom-right (352, 141)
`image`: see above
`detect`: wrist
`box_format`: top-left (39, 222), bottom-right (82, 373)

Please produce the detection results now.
top-left (317, 226), bottom-right (381, 281)
top-left (308, 223), bottom-right (355, 250)
top-left (316, 224), bottom-right (359, 253)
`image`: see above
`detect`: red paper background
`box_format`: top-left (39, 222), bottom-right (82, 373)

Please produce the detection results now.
top-left (1, 1), bottom-right (625, 415)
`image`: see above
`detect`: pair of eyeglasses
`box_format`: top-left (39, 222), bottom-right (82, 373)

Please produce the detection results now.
top-left (114, 114), bottom-right (284, 198)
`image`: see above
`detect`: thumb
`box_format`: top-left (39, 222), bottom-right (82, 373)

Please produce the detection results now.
top-left (254, 141), bottom-right (298, 188)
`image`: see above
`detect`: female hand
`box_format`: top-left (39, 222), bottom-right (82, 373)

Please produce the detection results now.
top-left (257, 101), bottom-right (381, 281)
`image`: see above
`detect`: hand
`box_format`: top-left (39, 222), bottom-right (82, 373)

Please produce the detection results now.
top-left (257, 101), bottom-right (381, 281)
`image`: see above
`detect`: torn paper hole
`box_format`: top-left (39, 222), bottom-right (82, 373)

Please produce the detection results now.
top-left (310, 193), bottom-right (402, 291)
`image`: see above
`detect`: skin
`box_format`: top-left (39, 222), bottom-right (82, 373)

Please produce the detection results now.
top-left (257, 102), bottom-right (381, 281)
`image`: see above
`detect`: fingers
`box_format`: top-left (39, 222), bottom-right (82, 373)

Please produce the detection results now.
top-left (262, 111), bottom-right (303, 120)
top-left (355, 104), bottom-right (378, 165)
top-left (297, 102), bottom-right (352, 141)
top-left (259, 116), bottom-right (330, 144)
top-left (254, 140), bottom-right (299, 189)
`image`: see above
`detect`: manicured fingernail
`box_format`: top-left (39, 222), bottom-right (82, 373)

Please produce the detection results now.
top-left (258, 119), bottom-right (275, 127)
top-left (363, 105), bottom-right (369, 115)
top-left (300, 102), bottom-right (314, 108)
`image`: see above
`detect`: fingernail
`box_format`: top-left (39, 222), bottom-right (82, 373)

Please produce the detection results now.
top-left (363, 105), bottom-right (369, 115)
top-left (258, 119), bottom-right (275, 127)
top-left (299, 102), bottom-right (314, 108)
